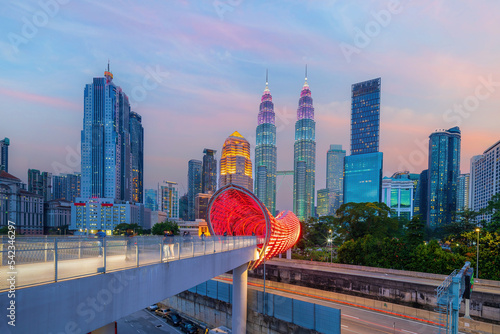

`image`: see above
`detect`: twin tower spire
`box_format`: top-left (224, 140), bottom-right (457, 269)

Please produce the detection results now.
top-left (255, 67), bottom-right (316, 221)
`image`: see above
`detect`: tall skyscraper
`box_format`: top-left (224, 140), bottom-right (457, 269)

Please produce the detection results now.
top-left (130, 111), bottom-right (144, 204)
top-left (188, 160), bottom-right (202, 220)
top-left (344, 78), bottom-right (383, 204)
top-left (470, 140), bottom-right (500, 223)
top-left (28, 169), bottom-right (52, 202)
top-left (80, 67), bottom-right (132, 201)
top-left (159, 181), bottom-right (179, 219)
top-left (293, 70), bottom-right (316, 221)
top-left (255, 72), bottom-right (277, 214)
top-left (202, 149), bottom-right (217, 193)
top-left (457, 173), bottom-right (470, 212)
top-left (0, 138), bottom-right (9, 172)
top-left (219, 131), bottom-right (253, 191)
top-left (144, 189), bottom-right (158, 212)
top-left (427, 127), bottom-right (461, 229)
top-left (326, 144), bottom-right (345, 212)
top-left (72, 67), bottom-right (149, 234)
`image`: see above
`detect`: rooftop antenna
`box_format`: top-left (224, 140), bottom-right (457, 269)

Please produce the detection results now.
top-left (305, 64), bottom-right (308, 80)
top-left (108, 59), bottom-right (110, 72)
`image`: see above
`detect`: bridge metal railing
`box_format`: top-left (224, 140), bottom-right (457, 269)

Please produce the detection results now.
top-left (0, 235), bottom-right (256, 291)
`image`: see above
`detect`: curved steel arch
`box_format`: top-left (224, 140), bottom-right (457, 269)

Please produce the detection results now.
top-left (207, 184), bottom-right (301, 269)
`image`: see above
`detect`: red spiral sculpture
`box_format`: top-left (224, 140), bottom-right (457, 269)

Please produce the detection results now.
top-left (207, 184), bottom-right (301, 269)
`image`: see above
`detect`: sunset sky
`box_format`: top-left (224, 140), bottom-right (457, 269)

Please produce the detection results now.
top-left (1, 1), bottom-right (499, 211)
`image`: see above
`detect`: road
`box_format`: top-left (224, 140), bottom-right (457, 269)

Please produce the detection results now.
top-left (215, 275), bottom-right (466, 334)
top-left (116, 309), bottom-right (184, 334)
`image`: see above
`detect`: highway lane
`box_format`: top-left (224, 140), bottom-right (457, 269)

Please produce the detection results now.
top-left (267, 259), bottom-right (500, 295)
top-left (215, 276), bottom-right (466, 334)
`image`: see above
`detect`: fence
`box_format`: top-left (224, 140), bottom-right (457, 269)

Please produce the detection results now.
top-left (189, 280), bottom-right (341, 333)
top-left (0, 235), bottom-right (256, 291)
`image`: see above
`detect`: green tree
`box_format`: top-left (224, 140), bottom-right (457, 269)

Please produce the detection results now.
top-left (482, 194), bottom-right (500, 233)
top-left (405, 215), bottom-right (425, 248)
top-left (152, 220), bottom-right (180, 235)
top-left (113, 223), bottom-right (143, 235)
top-left (0, 226), bottom-right (9, 235)
top-left (335, 202), bottom-right (398, 241)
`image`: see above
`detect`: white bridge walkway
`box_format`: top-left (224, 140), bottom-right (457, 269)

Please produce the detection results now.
top-left (0, 235), bottom-right (257, 334)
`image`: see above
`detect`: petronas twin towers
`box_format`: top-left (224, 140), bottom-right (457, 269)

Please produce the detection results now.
top-left (254, 70), bottom-right (315, 221)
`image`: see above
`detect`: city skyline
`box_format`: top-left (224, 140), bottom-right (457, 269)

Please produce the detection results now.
top-left (2, 1), bottom-right (500, 212)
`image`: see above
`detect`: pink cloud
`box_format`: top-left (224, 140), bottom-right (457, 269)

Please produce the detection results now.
top-left (0, 87), bottom-right (80, 111)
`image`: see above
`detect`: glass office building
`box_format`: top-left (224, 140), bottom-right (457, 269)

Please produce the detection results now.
top-left (188, 160), bottom-right (202, 221)
top-left (344, 152), bottom-right (383, 203)
top-left (219, 131), bottom-right (253, 191)
top-left (293, 74), bottom-right (316, 221)
top-left (427, 127), bottom-right (461, 229)
top-left (344, 78), bottom-right (382, 204)
top-left (382, 174), bottom-right (414, 220)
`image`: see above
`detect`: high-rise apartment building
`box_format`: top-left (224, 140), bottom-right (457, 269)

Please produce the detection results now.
top-left (293, 72), bottom-right (316, 221)
top-left (0, 138), bottom-right (9, 172)
top-left (28, 169), bottom-right (52, 202)
top-left (326, 144), bottom-right (345, 212)
top-left (159, 181), bottom-right (179, 220)
top-left (202, 149), bottom-right (218, 193)
top-left (219, 131), bottom-right (253, 191)
top-left (130, 111), bottom-right (144, 204)
top-left (344, 78), bottom-right (383, 204)
top-left (188, 160), bottom-right (202, 221)
top-left (427, 127), bottom-right (461, 229)
top-left (457, 173), bottom-right (470, 212)
top-left (52, 173), bottom-right (81, 202)
top-left (255, 74), bottom-right (277, 214)
top-left (471, 140), bottom-right (500, 223)
top-left (417, 170), bottom-right (429, 222)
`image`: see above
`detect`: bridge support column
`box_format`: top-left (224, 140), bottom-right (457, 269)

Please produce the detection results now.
top-left (286, 248), bottom-right (291, 259)
top-left (232, 262), bottom-right (248, 334)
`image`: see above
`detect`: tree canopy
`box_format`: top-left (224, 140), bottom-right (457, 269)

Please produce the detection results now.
top-left (152, 220), bottom-right (180, 235)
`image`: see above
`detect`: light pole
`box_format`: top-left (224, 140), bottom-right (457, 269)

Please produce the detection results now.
top-left (328, 229), bottom-right (333, 263)
top-left (475, 227), bottom-right (480, 280)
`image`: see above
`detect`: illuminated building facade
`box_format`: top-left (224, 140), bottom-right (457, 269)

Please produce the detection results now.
top-left (80, 67), bottom-right (132, 202)
top-left (159, 181), bottom-right (179, 219)
top-left (255, 74), bottom-right (277, 214)
top-left (293, 73), bottom-right (316, 221)
top-left (53, 173), bottom-right (81, 202)
top-left (202, 149), bottom-right (217, 193)
top-left (427, 127), bottom-right (461, 229)
top-left (208, 184), bottom-right (300, 269)
top-left (344, 78), bottom-right (383, 204)
top-left (28, 169), bottom-right (52, 202)
top-left (219, 131), bottom-right (253, 191)
top-left (71, 67), bottom-right (148, 233)
top-left (130, 111), bottom-right (144, 204)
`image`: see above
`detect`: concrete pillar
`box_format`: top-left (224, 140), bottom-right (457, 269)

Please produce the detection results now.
top-left (232, 263), bottom-right (248, 334)
top-left (91, 321), bottom-right (116, 333)
top-left (286, 248), bottom-right (291, 259)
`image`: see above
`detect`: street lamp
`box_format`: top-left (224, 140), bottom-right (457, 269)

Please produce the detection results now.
top-left (475, 227), bottom-right (480, 280)
top-left (328, 229), bottom-right (333, 263)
